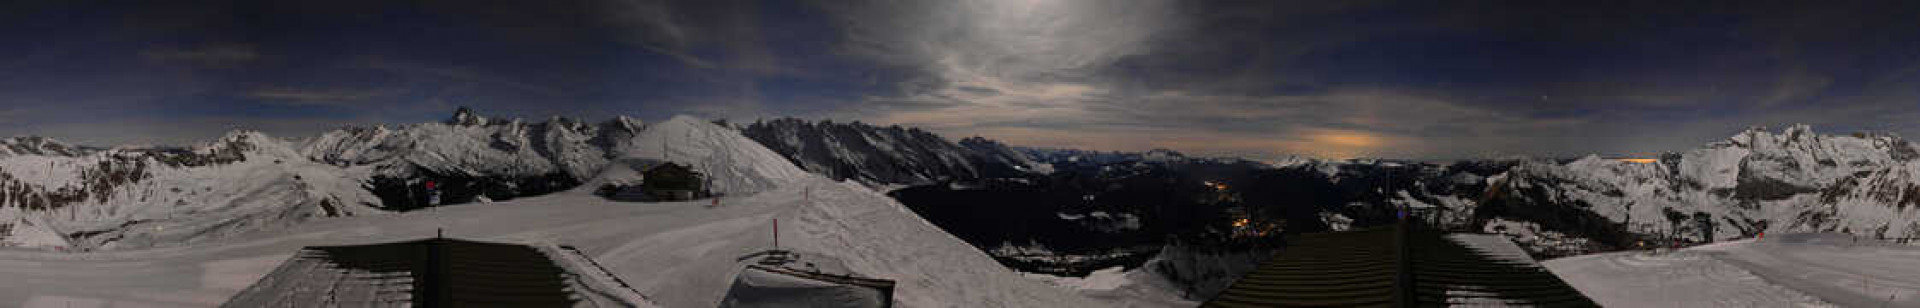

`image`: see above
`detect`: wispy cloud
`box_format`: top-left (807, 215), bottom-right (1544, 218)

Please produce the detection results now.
top-left (138, 43), bottom-right (259, 67)
top-left (246, 87), bottom-right (394, 107)
top-left (597, 0), bottom-right (712, 68)
top-left (0, 107), bottom-right (28, 129)
top-left (811, 1), bottom-right (1480, 158)
top-left (799, 0), bottom-right (1920, 159)
top-left (354, 57), bottom-right (567, 97)
top-left (10, 0), bottom-right (1920, 159)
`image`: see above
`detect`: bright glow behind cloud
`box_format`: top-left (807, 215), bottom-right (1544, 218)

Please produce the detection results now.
top-left (5, 1), bottom-right (1918, 159)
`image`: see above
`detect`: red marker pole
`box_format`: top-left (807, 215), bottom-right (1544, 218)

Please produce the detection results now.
top-left (773, 218), bottom-right (780, 249)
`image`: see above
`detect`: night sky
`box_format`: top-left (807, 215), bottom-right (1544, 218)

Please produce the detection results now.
top-left (4, 1), bottom-right (1918, 160)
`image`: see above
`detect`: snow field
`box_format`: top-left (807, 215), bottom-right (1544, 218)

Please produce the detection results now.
top-left (1546, 233), bottom-right (1920, 307)
top-left (0, 115), bottom-right (1104, 307)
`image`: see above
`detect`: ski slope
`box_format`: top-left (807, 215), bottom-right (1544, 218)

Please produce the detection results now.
top-left (1693, 234), bottom-right (1920, 307)
top-left (0, 116), bottom-right (1098, 307)
top-left (1019, 265), bottom-right (1196, 308)
top-left (1545, 234), bottom-right (1920, 307)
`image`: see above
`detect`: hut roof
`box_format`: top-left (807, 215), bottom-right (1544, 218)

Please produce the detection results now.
top-left (226, 238), bottom-right (586, 307)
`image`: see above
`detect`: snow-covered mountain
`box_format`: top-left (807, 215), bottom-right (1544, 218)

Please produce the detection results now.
top-left (0, 136), bottom-right (96, 157)
top-left (740, 118), bottom-right (1047, 186)
top-left (0, 114), bottom-right (1119, 308)
top-left (0, 107), bottom-right (653, 250)
top-left (300, 107), bottom-right (645, 210)
top-left (0, 109), bottom-right (1061, 253)
top-left (619, 115), bottom-right (812, 195)
top-left (949, 124), bottom-right (1920, 259)
top-left (0, 131), bottom-right (382, 249)
top-left (1020, 148), bottom-right (1180, 169)
top-left (1482, 125), bottom-right (1920, 246)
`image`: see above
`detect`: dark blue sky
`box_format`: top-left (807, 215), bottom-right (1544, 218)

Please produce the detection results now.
top-left (3, 0), bottom-right (1917, 159)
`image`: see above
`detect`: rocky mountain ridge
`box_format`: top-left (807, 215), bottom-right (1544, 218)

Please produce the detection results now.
top-left (740, 118), bottom-right (1047, 186)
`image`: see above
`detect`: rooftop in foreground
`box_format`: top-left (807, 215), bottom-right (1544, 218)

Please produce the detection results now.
top-left (224, 237), bottom-right (644, 307)
top-left (1205, 224), bottom-right (1597, 307)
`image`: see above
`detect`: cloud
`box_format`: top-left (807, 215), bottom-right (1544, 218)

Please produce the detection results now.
top-left (15, 114), bottom-right (379, 147)
top-left (822, 0), bottom-right (1178, 83)
top-left (598, 0), bottom-right (715, 68)
top-left (797, 1), bottom-right (1920, 159)
top-left (354, 58), bottom-right (567, 97)
top-left (246, 87), bottom-right (393, 107)
top-left (14, 0), bottom-right (1919, 159)
top-left (808, 1), bottom-right (1544, 158)
top-left (138, 43), bottom-right (259, 67)
top-left (595, 0), bottom-right (805, 72)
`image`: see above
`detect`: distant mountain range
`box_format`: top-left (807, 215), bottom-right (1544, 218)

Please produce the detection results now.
top-left (1, 130), bottom-right (385, 249)
top-left (1480, 125), bottom-right (1920, 250)
top-left (1198, 125), bottom-right (1920, 256)
top-left (749, 119), bottom-right (1920, 258)
top-left (4, 107), bottom-right (1917, 261)
top-left (302, 107), bottom-right (646, 210)
top-left (0, 108), bottom-right (646, 249)
top-left (739, 118), bottom-right (1047, 186)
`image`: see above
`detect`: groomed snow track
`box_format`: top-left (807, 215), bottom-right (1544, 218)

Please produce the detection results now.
top-left (1203, 224), bottom-right (1597, 307)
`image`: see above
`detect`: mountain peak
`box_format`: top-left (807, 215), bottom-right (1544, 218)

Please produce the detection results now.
top-left (199, 130), bottom-right (303, 158)
top-left (1726, 124), bottom-right (1824, 148)
top-left (958, 136), bottom-right (998, 145)
top-left (1780, 124), bottom-right (1817, 143)
top-left (213, 129), bottom-right (268, 143)
top-left (0, 136), bottom-right (90, 157)
top-left (1143, 148), bottom-right (1186, 159)
top-left (448, 106), bottom-right (490, 126)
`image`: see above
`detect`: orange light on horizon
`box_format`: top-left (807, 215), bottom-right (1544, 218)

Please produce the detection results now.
top-left (1616, 158), bottom-right (1658, 164)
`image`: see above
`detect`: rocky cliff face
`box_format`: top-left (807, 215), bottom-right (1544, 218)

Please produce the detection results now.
top-left (740, 118), bottom-right (1046, 185)
top-left (299, 107), bottom-right (645, 210)
top-left (0, 136), bottom-right (95, 157)
top-left (0, 108), bottom-right (653, 249)
top-left (1480, 125), bottom-right (1920, 248)
top-left (0, 131), bottom-right (382, 249)
top-left (1027, 125), bottom-right (1920, 257)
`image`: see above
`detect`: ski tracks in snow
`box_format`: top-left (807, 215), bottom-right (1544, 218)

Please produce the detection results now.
top-left (1697, 235), bottom-right (1920, 307)
top-left (1546, 249), bottom-right (1833, 307)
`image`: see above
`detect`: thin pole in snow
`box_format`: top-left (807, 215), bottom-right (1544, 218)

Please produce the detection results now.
top-left (774, 219), bottom-right (779, 250)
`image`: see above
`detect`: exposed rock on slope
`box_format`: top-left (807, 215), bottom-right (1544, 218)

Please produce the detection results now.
top-left (1479, 125), bottom-right (1920, 249)
top-left (0, 136), bottom-right (95, 157)
top-left (300, 107), bottom-right (645, 210)
top-left (740, 118), bottom-right (1046, 185)
top-left (0, 132), bottom-right (382, 250)
top-left (0, 108), bottom-right (650, 250)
